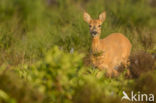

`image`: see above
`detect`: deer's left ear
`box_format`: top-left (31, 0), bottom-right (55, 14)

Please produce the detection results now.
top-left (99, 12), bottom-right (106, 23)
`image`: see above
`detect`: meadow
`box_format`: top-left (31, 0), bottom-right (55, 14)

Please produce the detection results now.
top-left (0, 0), bottom-right (156, 103)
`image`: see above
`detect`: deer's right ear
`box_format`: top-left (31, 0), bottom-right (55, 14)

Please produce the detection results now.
top-left (83, 12), bottom-right (92, 24)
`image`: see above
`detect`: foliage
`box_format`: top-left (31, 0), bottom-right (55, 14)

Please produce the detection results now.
top-left (0, 0), bottom-right (155, 103)
top-left (14, 46), bottom-right (135, 103)
top-left (27, 46), bottom-right (84, 102)
top-left (129, 51), bottom-right (156, 78)
top-left (0, 70), bottom-right (43, 103)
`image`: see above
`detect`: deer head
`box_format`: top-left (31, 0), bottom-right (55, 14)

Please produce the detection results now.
top-left (83, 11), bottom-right (106, 37)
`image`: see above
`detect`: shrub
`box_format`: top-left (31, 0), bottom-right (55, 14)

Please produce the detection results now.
top-left (129, 51), bottom-right (156, 78)
top-left (21, 46), bottom-right (134, 103)
top-left (0, 69), bottom-right (43, 103)
top-left (130, 71), bottom-right (156, 102)
top-left (26, 46), bottom-right (84, 103)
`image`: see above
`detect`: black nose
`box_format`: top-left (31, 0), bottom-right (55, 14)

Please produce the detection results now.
top-left (91, 31), bottom-right (97, 36)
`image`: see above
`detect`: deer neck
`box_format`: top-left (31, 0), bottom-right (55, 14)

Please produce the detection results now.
top-left (91, 36), bottom-right (100, 53)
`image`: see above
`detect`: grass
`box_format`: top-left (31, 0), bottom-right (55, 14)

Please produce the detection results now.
top-left (0, 0), bottom-right (156, 103)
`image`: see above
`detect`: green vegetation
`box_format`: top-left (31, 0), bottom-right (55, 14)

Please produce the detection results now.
top-left (0, 0), bottom-right (156, 103)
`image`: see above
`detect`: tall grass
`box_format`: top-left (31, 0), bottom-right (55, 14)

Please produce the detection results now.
top-left (0, 0), bottom-right (155, 103)
top-left (0, 0), bottom-right (155, 65)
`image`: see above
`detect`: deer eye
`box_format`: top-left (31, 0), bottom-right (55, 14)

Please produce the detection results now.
top-left (98, 25), bottom-right (101, 27)
top-left (89, 25), bottom-right (92, 27)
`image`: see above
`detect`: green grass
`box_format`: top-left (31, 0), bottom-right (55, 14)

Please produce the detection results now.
top-left (0, 0), bottom-right (156, 103)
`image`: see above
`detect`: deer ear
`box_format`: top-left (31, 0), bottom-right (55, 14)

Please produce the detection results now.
top-left (83, 12), bottom-right (92, 24)
top-left (99, 11), bottom-right (106, 23)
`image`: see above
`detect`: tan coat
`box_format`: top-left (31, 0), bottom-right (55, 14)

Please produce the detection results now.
top-left (84, 11), bottom-right (132, 77)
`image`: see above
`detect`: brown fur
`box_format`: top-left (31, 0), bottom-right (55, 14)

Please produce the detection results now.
top-left (84, 11), bottom-right (132, 77)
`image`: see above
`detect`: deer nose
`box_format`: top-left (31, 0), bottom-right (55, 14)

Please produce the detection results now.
top-left (91, 31), bottom-right (97, 36)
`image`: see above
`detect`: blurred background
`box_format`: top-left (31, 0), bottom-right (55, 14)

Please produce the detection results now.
top-left (0, 0), bottom-right (155, 103)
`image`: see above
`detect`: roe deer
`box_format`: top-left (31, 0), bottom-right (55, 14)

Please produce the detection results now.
top-left (83, 11), bottom-right (132, 77)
